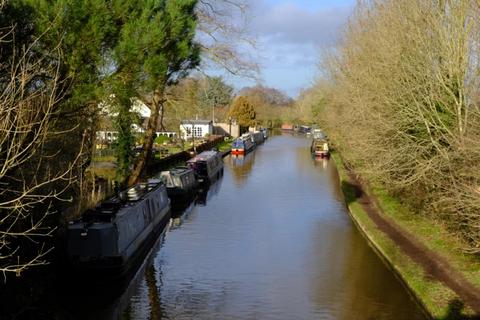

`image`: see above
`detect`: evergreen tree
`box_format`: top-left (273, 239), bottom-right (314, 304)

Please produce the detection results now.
top-left (228, 96), bottom-right (256, 128)
top-left (123, 0), bottom-right (200, 184)
top-left (199, 76), bottom-right (234, 109)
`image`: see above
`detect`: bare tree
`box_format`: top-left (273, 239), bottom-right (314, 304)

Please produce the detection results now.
top-left (196, 0), bottom-right (259, 78)
top-left (0, 25), bottom-right (83, 279)
top-left (320, 0), bottom-right (480, 251)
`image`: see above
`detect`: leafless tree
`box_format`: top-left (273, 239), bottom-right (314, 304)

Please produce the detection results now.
top-left (320, 0), bottom-right (480, 252)
top-left (196, 0), bottom-right (259, 78)
top-left (0, 25), bottom-right (84, 279)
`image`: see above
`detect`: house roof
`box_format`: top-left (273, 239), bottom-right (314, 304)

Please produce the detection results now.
top-left (180, 120), bottom-right (213, 125)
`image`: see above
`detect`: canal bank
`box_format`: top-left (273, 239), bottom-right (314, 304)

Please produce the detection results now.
top-left (332, 152), bottom-right (480, 319)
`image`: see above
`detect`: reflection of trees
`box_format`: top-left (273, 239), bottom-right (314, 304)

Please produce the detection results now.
top-left (308, 224), bottom-right (423, 319)
top-left (227, 152), bottom-right (256, 186)
top-left (145, 265), bottom-right (164, 320)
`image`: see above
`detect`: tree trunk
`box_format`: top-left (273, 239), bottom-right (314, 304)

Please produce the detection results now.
top-left (128, 89), bottom-right (163, 185)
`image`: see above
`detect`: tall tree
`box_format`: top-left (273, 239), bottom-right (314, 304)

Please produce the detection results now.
top-left (0, 0), bottom-right (87, 277)
top-left (228, 96), bottom-right (256, 128)
top-left (123, 0), bottom-right (200, 184)
top-left (199, 76), bottom-right (233, 122)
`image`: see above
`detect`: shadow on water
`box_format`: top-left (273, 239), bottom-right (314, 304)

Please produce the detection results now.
top-left (57, 228), bottom-right (167, 320)
top-left (195, 176), bottom-right (223, 207)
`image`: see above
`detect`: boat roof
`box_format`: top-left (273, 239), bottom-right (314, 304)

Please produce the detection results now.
top-left (79, 180), bottom-right (164, 222)
top-left (187, 150), bottom-right (219, 163)
top-left (161, 167), bottom-right (192, 176)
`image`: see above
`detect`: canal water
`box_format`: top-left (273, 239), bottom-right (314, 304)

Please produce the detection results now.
top-left (66, 134), bottom-right (426, 320)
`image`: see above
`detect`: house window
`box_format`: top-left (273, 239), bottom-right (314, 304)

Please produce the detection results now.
top-left (194, 127), bottom-right (202, 137)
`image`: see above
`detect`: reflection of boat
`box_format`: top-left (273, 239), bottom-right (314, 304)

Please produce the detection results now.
top-left (159, 167), bottom-right (197, 198)
top-left (187, 150), bottom-right (224, 183)
top-left (195, 176), bottom-right (223, 206)
top-left (66, 179), bottom-right (170, 279)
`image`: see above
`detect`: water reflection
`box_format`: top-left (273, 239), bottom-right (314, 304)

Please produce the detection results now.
top-left (226, 151), bottom-right (256, 187)
top-left (59, 231), bottom-right (167, 320)
top-left (60, 135), bottom-right (426, 320)
top-left (195, 177), bottom-right (223, 206)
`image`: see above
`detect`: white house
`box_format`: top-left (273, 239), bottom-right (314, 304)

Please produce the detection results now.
top-left (180, 120), bottom-right (213, 140)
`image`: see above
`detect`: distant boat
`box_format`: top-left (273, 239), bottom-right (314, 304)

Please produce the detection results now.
top-left (187, 150), bottom-right (224, 183)
top-left (260, 128), bottom-right (268, 139)
top-left (281, 123), bottom-right (294, 131)
top-left (231, 134), bottom-right (255, 155)
top-left (251, 131), bottom-right (265, 145)
top-left (298, 125), bottom-right (311, 134)
top-left (66, 179), bottom-right (170, 279)
top-left (311, 138), bottom-right (330, 158)
top-left (312, 129), bottom-right (327, 140)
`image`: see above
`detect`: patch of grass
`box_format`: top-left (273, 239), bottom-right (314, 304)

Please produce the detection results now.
top-left (86, 166), bottom-right (116, 180)
top-left (92, 155), bottom-right (116, 162)
top-left (217, 138), bottom-right (233, 152)
top-left (332, 152), bottom-right (478, 319)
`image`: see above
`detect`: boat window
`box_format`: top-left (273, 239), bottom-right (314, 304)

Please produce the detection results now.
top-left (173, 176), bottom-right (182, 187)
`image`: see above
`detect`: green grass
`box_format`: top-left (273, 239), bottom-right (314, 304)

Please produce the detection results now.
top-left (217, 138), bottom-right (233, 152)
top-left (92, 155), bottom-right (116, 162)
top-left (85, 166), bottom-right (116, 180)
top-left (332, 152), bottom-right (479, 319)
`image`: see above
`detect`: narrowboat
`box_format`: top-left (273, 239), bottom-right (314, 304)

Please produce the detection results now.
top-left (231, 134), bottom-right (254, 155)
top-left (159, 167), bottom-right (198, 198)
top-left (66, 179), bottom-right (171, 279)
top-left (311, 139), bottom-right (330, 158)
top-left (187, 150), bottom-right (224, 183)
top-left (312, 129), bottom-right (328, 140)
top-left (281, 123), bottom-right (294, 131)
top-left (299, 125), bottom-right (311, 134)
top-left (260, 128), bottom-right (268, 139)
top-left (251, 131), bottom-right (265, 145)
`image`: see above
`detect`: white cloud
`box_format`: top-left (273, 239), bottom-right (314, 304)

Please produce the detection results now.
top-left (253, 2), bottom-right (352, 45)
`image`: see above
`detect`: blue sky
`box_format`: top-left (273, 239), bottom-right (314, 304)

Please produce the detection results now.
top-left (217, 0), bottom-right (355, 97)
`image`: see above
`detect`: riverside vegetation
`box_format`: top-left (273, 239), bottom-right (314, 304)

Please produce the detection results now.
top-left (292, 0), bottom-right (480, 317)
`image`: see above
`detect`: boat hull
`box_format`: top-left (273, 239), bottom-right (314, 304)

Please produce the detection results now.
top-left (68, 205), bottom-right (171, 281)
top-left (314, 151), bottom-right (330, 158)
top-left (231, 148), bottom-right (245, 155)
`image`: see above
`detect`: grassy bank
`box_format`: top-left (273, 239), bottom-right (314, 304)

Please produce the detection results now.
top-left (216, 137), bottom-right (233, 153)
top-left (332, 152), bottom-right (480, 319)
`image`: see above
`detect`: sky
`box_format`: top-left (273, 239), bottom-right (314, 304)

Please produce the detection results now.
top-left (217, 0), bottom-right (355, 98)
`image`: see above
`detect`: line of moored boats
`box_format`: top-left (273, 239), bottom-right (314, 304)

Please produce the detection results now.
top-left (231, 128), bottom-right (268, 155)
top-left (65, 127), bottom-right (326, 282)
top-left (66, 149), bottom-right (224, 279)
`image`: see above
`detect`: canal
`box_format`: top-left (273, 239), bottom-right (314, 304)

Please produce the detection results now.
top-left (67, 134), bottom-right (426, 319)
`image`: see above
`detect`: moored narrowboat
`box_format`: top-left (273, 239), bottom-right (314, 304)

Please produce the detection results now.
top-left (311, 139), bottom-right (330, 158)
top-left (159, 167), bottom-right (198, 198)
top-left (251, 131), bottom-right (265, 145)
top-left (187, 150), bottom-right (224, 183)
top-left (231, 134), bottom-right (254, 155)
top-left (260, 128), bottom-right (268, 139)
top-left (66, 179), bottom-right (170, 279)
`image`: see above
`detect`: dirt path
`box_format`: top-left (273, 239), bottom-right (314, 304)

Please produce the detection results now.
top-left (346, 172), bottom-right (480, 319)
